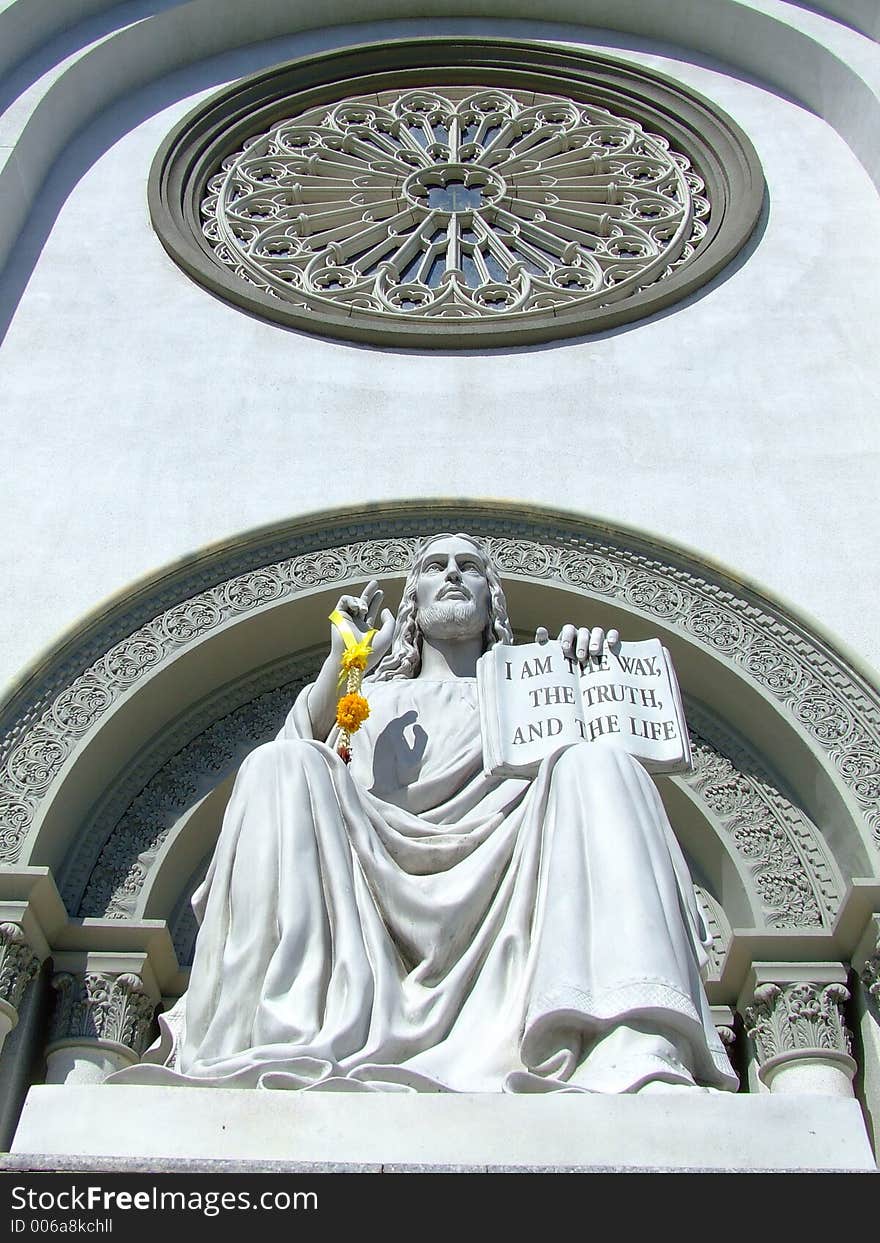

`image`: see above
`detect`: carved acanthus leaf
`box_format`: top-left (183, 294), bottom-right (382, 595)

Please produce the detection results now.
top-left (861, 943), bottom-right (880, 1002)
top-left (0, 922), bottom-right (40, 1012)
top-left (50, 972), bottom-right (156, 1054)
top-left (744, 980), bottom-right (852, 1064)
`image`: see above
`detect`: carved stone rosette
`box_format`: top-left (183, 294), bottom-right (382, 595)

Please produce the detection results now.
top-left (49, 972), bottom-right (156, 1057)
top-left (744, 977), bottom-right (856, 1095)
top-left (0, 921), bottom-right (40, 1025)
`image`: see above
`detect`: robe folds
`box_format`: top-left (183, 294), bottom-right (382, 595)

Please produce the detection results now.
top-left (116, 676), bottom-right (737, 1093)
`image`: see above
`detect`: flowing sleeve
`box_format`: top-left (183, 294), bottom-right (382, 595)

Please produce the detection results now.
top-left (277, 683), bottom-right (328, 744)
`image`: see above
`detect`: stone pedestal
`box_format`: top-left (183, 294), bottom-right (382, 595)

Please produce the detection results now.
top-left (9, 1085), bottom-right (877, 1171)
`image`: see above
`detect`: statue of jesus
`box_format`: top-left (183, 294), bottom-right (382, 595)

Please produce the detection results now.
top-left (123, 533), bottom-right (736, 1093)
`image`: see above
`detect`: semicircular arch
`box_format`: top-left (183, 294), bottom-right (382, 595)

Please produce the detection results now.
top-left (0, 500), bottom-right (875, 992)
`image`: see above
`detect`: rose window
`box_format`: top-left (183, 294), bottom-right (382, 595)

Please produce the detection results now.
top-left (200, 87), bottom-right (710, 322)
top-left (152, 42), bottom-right (763, 344)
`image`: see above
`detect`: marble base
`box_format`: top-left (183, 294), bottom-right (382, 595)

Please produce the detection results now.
top-left (10, 1087), bottom-right (878, 1171)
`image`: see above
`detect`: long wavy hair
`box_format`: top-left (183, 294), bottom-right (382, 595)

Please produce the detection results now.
top-left (371, 533), bottom-right (513, 681)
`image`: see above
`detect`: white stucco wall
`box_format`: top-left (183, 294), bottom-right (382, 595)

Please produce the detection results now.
top-left (1, 5), bottom-right (879, 689)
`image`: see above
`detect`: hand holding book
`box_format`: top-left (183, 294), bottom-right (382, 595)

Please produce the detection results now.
top-left (477, 628), bottom-right (692, 778)
top-left (535, 623), bottom-right (620, 663)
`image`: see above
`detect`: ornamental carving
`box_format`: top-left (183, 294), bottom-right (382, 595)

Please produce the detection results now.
top-left (863, 953), bottom-right (880, 1002)
top-left (685, 707), bottom-right (841, 928)
top-left (692, 885), bottom-right (730, 976)
top-left (0, 922), bottom-right (40, 1012)
top-left (202, 86), bottom-right (709, 324)
top-left (49, 972), bottom-right (156, 1055)
top-left (2, 520), bottom-right (879, 904)
top-left (151, 41), bottom-right (764, 346)
top-left (744, 981), bottom-right (852, 1064)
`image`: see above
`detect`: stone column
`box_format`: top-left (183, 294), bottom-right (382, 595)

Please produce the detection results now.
top-left (741, 963), bottom-right (856, 1096)
top-left (46, 968), bottom-right (158, 1085)
top-left (0, 923), bottom-right (41, 1056)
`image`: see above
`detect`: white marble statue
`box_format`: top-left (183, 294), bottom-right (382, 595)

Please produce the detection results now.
top-left (115, 533), bottom-right (737, 1093)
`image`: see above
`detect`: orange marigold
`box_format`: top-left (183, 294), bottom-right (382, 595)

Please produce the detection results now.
top-left (336, 693), bottom-right (370, 733)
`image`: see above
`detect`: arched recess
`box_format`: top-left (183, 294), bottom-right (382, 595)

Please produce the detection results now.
top-left (0, 499), bottom-right (877, 1003)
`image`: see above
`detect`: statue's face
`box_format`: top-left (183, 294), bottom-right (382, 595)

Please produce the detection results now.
top-left (415, 536), bottom-right (491, 642)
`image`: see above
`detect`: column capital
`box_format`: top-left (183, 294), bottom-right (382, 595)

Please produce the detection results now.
top-left (0, 921), bottom-right (41, 1028)
top-left (48, 956), bottom-right (159, 1059)
top-left (740, 962), bottom-right (855, 1093)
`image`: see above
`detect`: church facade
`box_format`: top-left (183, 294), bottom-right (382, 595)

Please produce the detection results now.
top-left (0, 0), bottom-right (878, 1169)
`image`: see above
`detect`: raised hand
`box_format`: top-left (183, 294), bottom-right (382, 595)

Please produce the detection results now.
top-left (309, 580), bottom-right (395, 740)
top-left (535, 623), bottom-right (620, 662)
top-left (331, 579), bottom-right (395, 670)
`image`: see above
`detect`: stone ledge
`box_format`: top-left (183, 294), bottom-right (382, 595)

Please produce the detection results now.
top-left (2, 1154), bottom-right (879, 1175)
top-left (9, 1086), bottom-right (878, 1172)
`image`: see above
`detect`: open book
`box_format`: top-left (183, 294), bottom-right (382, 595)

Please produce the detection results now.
top-left (476, 638), bottom-right (692, 778)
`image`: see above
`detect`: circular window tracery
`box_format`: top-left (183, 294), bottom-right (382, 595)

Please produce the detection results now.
top-left (201, 87), bottom-right (710, 322)
top-left (151, 40), bottom-right (764, 346)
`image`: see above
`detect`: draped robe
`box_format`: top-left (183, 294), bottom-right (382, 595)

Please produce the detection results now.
top-left (118, 675), bottom-right (737, 1093)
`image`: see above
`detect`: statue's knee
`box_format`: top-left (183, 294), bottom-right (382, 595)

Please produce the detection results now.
top-left (239, 738), bottom-right (315, 777)
top-left (552, 739), bottom-right (636, 784)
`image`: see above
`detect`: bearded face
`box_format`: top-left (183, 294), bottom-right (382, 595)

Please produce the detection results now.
top-left (417, 597), bottom-right (486, 640)
top-left (414, 536), bottom-right (491, 643)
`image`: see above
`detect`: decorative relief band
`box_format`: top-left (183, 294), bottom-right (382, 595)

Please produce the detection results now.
top-left (1, 517), bottom-right (879, 902)
top-left (0, 922), bottom-right (40, 1013)
top-left (49, 972), bottom-right (156, 1055)
top-left (692, 885), bottom-right (730, 974)
top-left (744, 981), bottom-right (853, 1064)
top-left (685, 705), bottom-right (841, 928)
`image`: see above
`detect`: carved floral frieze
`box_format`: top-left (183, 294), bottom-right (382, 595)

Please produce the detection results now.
top-left (861, 935), bottom-right (880, 1003)
top-left (685, 708), bottom-right (840, 929)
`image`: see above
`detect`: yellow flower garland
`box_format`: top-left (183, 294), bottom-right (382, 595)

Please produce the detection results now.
top-left (336, 692), bottom-right (370, 732)
top-left (329, 609), bottom-right (376, 763)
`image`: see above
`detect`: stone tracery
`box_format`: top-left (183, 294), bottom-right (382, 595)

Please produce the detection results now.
top-left (201, 86), bottom-right (709, 324)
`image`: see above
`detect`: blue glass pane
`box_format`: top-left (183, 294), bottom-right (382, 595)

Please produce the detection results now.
top-left (426, 256), bottom-right (446, 287)
top-left (461, 254), bottom-right (481, 288)
top-left (401, 253), bottom-right (424, 282)
top-left (427, 182), bottom-right (483, 212)
top-left (484, 254), bottom-right (507, 282)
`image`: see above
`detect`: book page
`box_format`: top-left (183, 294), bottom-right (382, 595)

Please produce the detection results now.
top-left (478, 638), bottom-right (690, 776)
top-left (489, 641), bottom-right (583, 769)
top-left (578, 639), bottom-right (686, 768)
